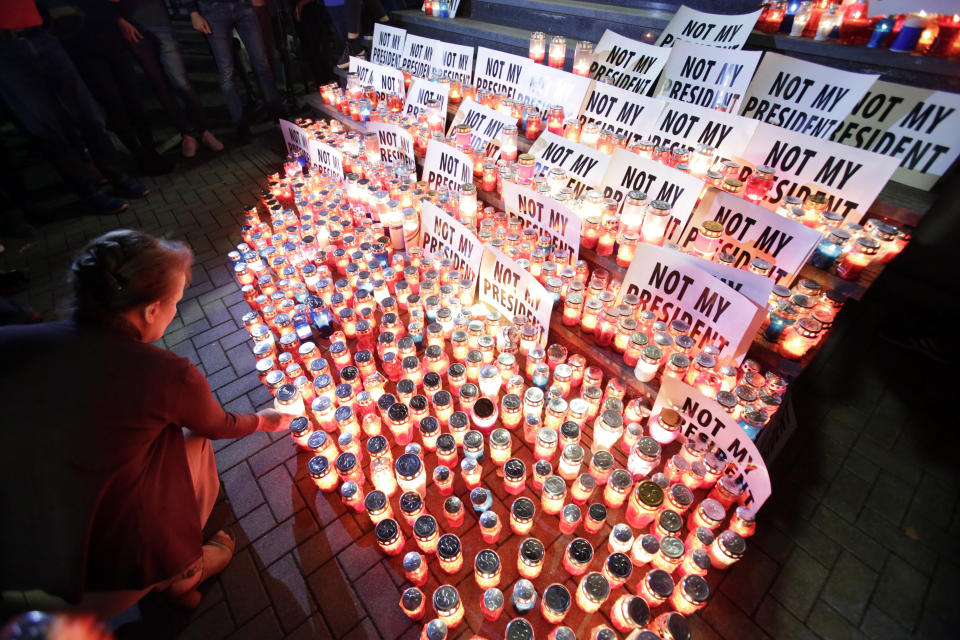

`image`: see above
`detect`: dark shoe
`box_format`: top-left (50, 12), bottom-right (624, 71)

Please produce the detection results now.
top-left (337, 38), bottom-right (365, 69)
top-left (237, 124), bottom-right (254, 145)
top-left (84, 191), bottom-right (129, 215)
top-left (115, 179), bottom-right (150, 198)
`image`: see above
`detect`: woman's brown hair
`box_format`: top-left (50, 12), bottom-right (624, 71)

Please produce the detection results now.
top-left (71, 229), bottom-right (193, 330)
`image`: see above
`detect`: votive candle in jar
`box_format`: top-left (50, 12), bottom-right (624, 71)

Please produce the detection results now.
top-left (638, 569), bottom-right (674, 609)
top-left (364, 490), bottom-right (393, 525)
top-left (571, 473), bottom-right (596, 505)
top-left (461, 457), bottom-right (482, 490)
top-left (593, 410), bottom-right (624, 451)
top-left (559, 503), bottom-right (583, 534)
top-left (524, 107), bottom-right (543, 140)
top-left (541, 583), bottom-right (572, 624)
top-left (564, 537), bottom-right (594, 576)
top-left (610, 595), bottom-right (650, 634)
top-left (479, 510), bottom-right (502, 543)
top-left (401, 586), bottom-right (426, 620)
top-left (626, 480), bottom-right (664, 529)
top-left (437, 533), bottom-right (463, 574)
top-left (482, 588), bottom-right (505, 622)
top-left (628, 437), bottom-right (661, 480)
top-left (730, 506), bottom-right (756, 538)
top-left (432, 585), bottom-right (465, 629)
top-left (444, 496), bottom-right (465, 528)
top-left (308, 455), bottom-right (339, 492)
top-left (396, 453), bottom-right (427, 497)
top-left (631, 533), bottom-right (659, 567)
top-left (517, 537), bottom-right (546, 579)
top-left (422, 618), bottom-right (447, 640)
top-left (608, 523), bottom-right (634, 555)
top-left (558, 444), bottom-right (584, 480)
top-left (584, 503), bottom-right (607, 535)
top-left (679, 548), bottom-right (712, 580)
top-left (603, 469), bottom-right (633, 509)
top-left (529, 31), bottom-right (546, 63)
top-left (649, 408), bottom-right (682, 445)
top-left (651, 535), bottom-right (685, 573)
top-left (603, 552), bottom-right (633, 589)
top-left (709, 530), bottom-right (747, 569)
top-left (512, 580), bottom-right (537, 615)
top-left (403, 551), bottom-right (429, 586)
top-left (414, 514), bottom-right (440, 554)
top-left (671, 575), bottom-right (710, 615)
top-left (504, 458), bottom-right (528, 494)
top-left (576, 572), bottom-right (610, 614)
top-left (375, 518), bottom-right (405, 556)
top-left (836, 236), bottom-right (879, 280)
top-left (572, 40), bottom-right (593, 75)
top-left (400, 491), bottom-right (425, 527)
top-left (652, 612), bottom-right (690, 640)
top-left (685, 526), bottom-right (715, 556)
top-left (548, 36), bottom-right (567, 68)
top-left (688, 497), bottom-right (726, 532)
top-left (433, 464), bottom-right (453, 496)
top-left (474, 549), bottom-right (501, 589)
top-left (510, 497), bottom-right (536, 535)
top-left (633, 345), bottom-right (662, 382)
top-left (532, 459), bottom-right (553, 491)
top-left (517, 153), bottom-right (536, 183)
top-left (665, 483), bottom-right (695, 515)
top-left (641, 200), bottom-right (671, 245)
top-left (541, 475), bottom-right (567, 515)
top-left (501, 124), bottom-right (519, 162)
top-left (535, 427), bottom-right (559, 461)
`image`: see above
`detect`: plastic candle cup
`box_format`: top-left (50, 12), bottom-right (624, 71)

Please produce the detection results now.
top-left (584, 503), bottom-right (606, 534)
top-left (671, 575), bottom-right (710, 615)
top-left (730, 505), bottom-right (757, 538)
top-left (413, 514), bottom-right (440, 554)
top-left (576, 572), bottom-right (610, 613)
top-left (532, 459), bottom-right (552, 491)
top-left (400, 586), bottom-right (426, 620)
top-left (630, 533), bottom-right (659, 567)
top-left (481, 588), bottom-right (504, 621)
top-left (540, 583), bottom-right (572, 624)
top-left (403, 552), bottom-right (429, 586)
top-left (529, 31), bottom-right (546, 62)
top-left (395, 453), bottom-right (426, 497)
top-left (517, 537), bottom-right (546, 579)
top-left (652, 535), bottom-right (685, 573)
top-left (432, 586), bottom-right (464, 629)
top-left (479, 510), bottom-right (502, 543)
top-left (436, 434), bottom-right (458, 469)
top-left (503, 458), bottom-right (527, 494)
top-left (308, 455), bottom-right (338, 492)
top-left (626, 480), bottom-right (664, 529)
top-left (541, 476), bottom-right (567, 515)
top-left (400, 491), bottom-right (425, 527)
top-left (375, 518), bottom-right (405, 556)
top-left (510, 497), bottom-right (536, 535)
top-left (437, 533), bottom-right (463, 574)
top-left (640, 200), bottom-right (671, 245)
top-left (603, 469), bottom-right (633, 509)
top-left (890, 14), bottom-right (926, 52)
top-left (611, 595), bottom-right (650, 633)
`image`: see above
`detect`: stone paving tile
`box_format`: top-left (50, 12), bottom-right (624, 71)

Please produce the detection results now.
top-left (353, 563), bottom-right (411, 640)
top-left (235, 502), bottom-right (278, 550)
top-left (251, 509), bottom-right (319, 570)
top-left (219, 547), bottom-right (271, 626)
top-left (718, 547), bottom-right (781, 617)
top-left (221, 461), bottom-right (265, 518)
top-left (754, 594), bottom-right (819, 640)
top-left (259, 464), bottom-right (306, 523)
top-left (859, 605), bottom-right (912, 640)
top-left (177, 600), bottom-right (235, 640)
top-left (872, 555), bottom-right (928, 631)
top-left (701, 592), bottom-right (772, 640)
top-left (770, 547), bottom-right (830, 621)
top-left (215, 431), bottom-right (273, 472)
top-left (285, 613), bottom-right (335, 640)
top-left (823, 468), bottom-right (874, 523)
top-left (307, 559), bottom-right (367, 638)
top-left (262, 553), bottom-right (317, 634)
top-left (231, 607), bottom-right (284, 640)
top-left (821, 551), bottom-right (879, 625)
top-left (864, 472), bottom-right (916, 526)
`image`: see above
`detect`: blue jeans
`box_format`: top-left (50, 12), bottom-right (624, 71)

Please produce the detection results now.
top-left (198, 0), bottom-right (283, 125)
top-left (0, 31), bottom-right (127, 195)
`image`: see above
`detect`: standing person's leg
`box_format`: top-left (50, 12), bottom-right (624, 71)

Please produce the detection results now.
top-left (337, 0), bottom-right (366, 68)
top-left (197, 1), bottom-right (247, 129)
top-left (233, 2), bottom-right (287, 119)
top-left (127, 28), bottom-right (194, 139)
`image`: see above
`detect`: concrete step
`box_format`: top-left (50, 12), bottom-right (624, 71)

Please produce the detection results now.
top-left (392, 11), bottom-right (533, 58)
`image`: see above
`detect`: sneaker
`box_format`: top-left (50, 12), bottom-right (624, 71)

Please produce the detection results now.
top-left (85, 190), bottom-right (129, 215)
top-left (115, 179), bottom-right (150, 198)
top-left (200, 130), bottom-right (224, 152)
top-left (237, 124), bottom-right (254, 145)
top-left (182, 134), bottom-right (199, 158)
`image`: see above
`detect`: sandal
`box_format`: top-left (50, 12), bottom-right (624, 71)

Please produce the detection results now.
top-left (167, 528), bottom-right (236, 608)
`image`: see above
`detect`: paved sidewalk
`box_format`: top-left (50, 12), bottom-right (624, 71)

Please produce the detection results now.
top-left (1, 131), bottom-right (956, 640)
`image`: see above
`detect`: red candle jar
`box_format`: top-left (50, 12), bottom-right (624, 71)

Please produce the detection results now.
top-left (375, 518), bottom-right (405, 556)
top-left (479, 510), bottom-right (502, 544)
top-left (610, 595), bottom-right (650, 634)
top-left (413, 515), bottom-right (440, 555)
top-left (559, 503), bottom-right (582, 535)
top-left (517, 538), bottom-right (546, 579)
top-left (400, 587), bottom-right (426, 620)
top-left (510, 497), bottom-right (535, 535)
top-left (481, 588), bottom-right (504, 622)
top-left (403, 552), bottom-right (429, 586)
top-left (563, 538), bottom-right (594, 576)
top-left (443, 497), bottom-right (465, 528)
top-left (541, 584), bottom-right (572, 624)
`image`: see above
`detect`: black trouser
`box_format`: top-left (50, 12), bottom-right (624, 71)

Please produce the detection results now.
top-left (344, 0), bottom-right (388, 34)
top-left (295, 1), bottom-right (338, 85)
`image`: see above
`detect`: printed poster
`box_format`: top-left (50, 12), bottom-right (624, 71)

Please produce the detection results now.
top-left (422, 139), bottom-right (473, 193)
top-left (528, 132), bottom-right (611, 199)
top-left (367, 122), bottom-right (415, 170)
top-left (403, 77), bottom-right (449, 118)
top-left (515, 64), bottom-right (591, 119)
top-left (473, 47), bottom-right (530, 98)
top-left (650, 101), bottom-right (758, 159)
top-left (348, 58), bottom-right (405, 100)
top-left (447, 99), bottom-right (516, 155)
top-left (420, 202), bottom-right (484, 284)
top-left (370, 23), bottom-right (406, 68)
top-left (590, 29), bottom-right (670, 95)
top-left (501, 182), bottom-right (582, 260)
top-left (655, 40), bottom-right (761, 113)
top-left (479, 245), bottom-right (553, 344)
top-left (579, 82), bottom-right (666, 146)
top-left (656, 5), bottom-right (762, 49)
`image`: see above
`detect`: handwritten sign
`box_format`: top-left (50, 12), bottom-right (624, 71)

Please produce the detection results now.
top-left (515, 64), bottom-right (591, 119)
top-left (599, 149), bottom-right (704, 241)
top-left (403, 77), bottom-right (449, 118)
top-left (651, 101), bottom-right (758, 159)
top-left (656, 5), bottom-right (762, 49)
top-left (479, 245), bottom-right (552, 344)
top-left (528, 132), bottom-right (611, 199)
top-left (502, 182), bottom-right (582, 260)
top-left (422, 139), bottom-right (473, 193)
top-left (401, 34), bottom-right (440, 78)
top-left (738, 122), bottom-right (901, 221)
top-left (280, 119), bottom-right (309, 158)
top-left (740, 52), bottom-right (878, 140)
top-left (831, 80), bottom-right (960, 190)
top-left (432, 41), bottom-right (474, 84)
top-left (367, 122), bottom-right (415, 170)
top-left (579, 82), bottom-right (666, 146)
top-left (308, 138), bottom-right (344, 180)
top-left (473, 47), bottom-right (530, 98)
top-left (678, 190), bottom-right (822, 286)
top-left (371, 23), bottom-right (406, 68)
top-left (590, 29), bottom-right (669, 94)
top-left (655, 40), bottom-right (761, 113)
top-left (420, 202), bottom-right (484, 284)
top-left (348, 58), bottom-right (405, 100)
top-left (447, 99), bottom-right (516, 155)
top-left (617, 243), bottom-right (764, 363)
top-left (652, 377), bottom-right (772, 509)
top-left (672, 250), bottom-right (774, 311)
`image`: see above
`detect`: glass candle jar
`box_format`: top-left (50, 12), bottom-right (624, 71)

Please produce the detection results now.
top-left (730, 506), bottom-right (757, 538)
top-left (559, 503), bottom-right (583, 535)
top-left (628, 437), bottom-right (662, 480)
top-left (432, 585), bottom-right (464, 629)
top-left (679, 548), bottom-right (712, 580)
top-left (649, 408), bottom-right (682, 445)
top-left (593, 410), bottom-right (624, 452)
top-left (638, 569), bottom-right (674, 609)
top-left (503, 458), bottom-right (527, 495)
top-left (481, 588), bottom-right (504, 622)
top-left (517, 537), bottom-right (546, 579)
top-left (437, 533), bottom-right (463, 574)
top-left (558, 444), bottom-right (584, 480)
top-left (631, 533), bottom-right (659, 567)
top-left (671, 575), bottom-right (710, 615)
top-left (461, 457), bottom-right (482, 490)
top-left (603, 469), bottom-right (633, 509)
top-left (564, 537), bottom-right (594, 576)
top-left (395, 453), bottom-right (426, 497)
top-left (532, 459), bottom-right (552, 491)
top-left (608, 523), bottom-right (634, 555)
top-left (535, 427), bottom-right (559, 461)
top-left (529, 31), bottom-right (546, 63)
top-left (474, 549), bottom-right (501, 589)
top-left (633, 345), bottom-right (663, 383)
top-left (610, 595), bottom-right (650, 634)
top-left (651, 535), bottom-right (685, 573)
top-left (308, 455), bottom-right (338, 493)
top-left (570, 473), bottom-right (596, 505)
top-left (479, 510), bottom-right (502, 544)
top-left (709, 530), bottom-right (747, 569)
top-left (541, 475), bottom-right (567, 515)
top-left (548, 35), bottom-right (567, 68)
top-left (584, 503), bottom-right (607, 535)
top-left (576, 572), bottom-right (610, 614)
top-left (375, 518), bottom-right (405, 556)
top-left (836, 236), bottom-right (880, 280)
top-left (422, 619), bottom-right (447, 640)
top-left (364, 490), bottom-right (393, 525)
top-left (444, 497), bottom-right (465, 529)
top-left (651, 612), bottom-right (690, 640)
top-left (640, 200), bottom-right (671, 245)
top-left (400, 586), bottom-right (426, 621)
top-left (603, 552), bottom-right (633, 590)
top-left (413, 514), bottom-right (440, 555)
top-left (510, 497), bottom-right (536, 535)
top-left (626, 480), bottom-right (664, 529)
top-left (512, 579), bottom-right (537, 615)
top-left (541, 583), bottom-right (572, 624)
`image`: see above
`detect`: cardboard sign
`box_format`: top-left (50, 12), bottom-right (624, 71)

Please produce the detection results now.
top-left (579, 82), bottom-right (666, 146)
top-left (528, 132), bottom-right (611, 198)
top-left (650, 101), bottom-right (758, 159)
top-left (401, 34), bottom-right (440, 78)
top-left (447, 99), bottom-right (516, 155)
top-left (617, 243), bottom-right (765, 363)
top-left (738, 122), bottom-right (901, 221)
top-left (422, 139), bottom-right (473, 193)
top-left (370, 23), bottom-right (406, 69)
top-left (280, 119), bottom-right (309, 158)
top-left (367, 122), bottom-right (415, 170)
top-left (740, 52), bottom-right (879, 140)
top-left (651, 377), bottom-right (772, 509)
top-left (473, 47), bottom-right (530, 98)
top-left (432, 41), bottom-right (474, 84)
top-left (671, 249), bottom-right (774, 311)
top-left (479, 245), bottom-right (553, 344)
top-left (403, 77), bottom-right (449, 118)
top-left (655, 40), bottom-right (761, 113)
top-left (515, 64), bottom-right (591, 119)
top-left (348, 58), bottom-right (405, 100)
top-left (655, 5), bottom-right (762, 49)
top-left (868, 0), bottom-right (958, 16)
top-left (678, 190), bottom-right (822, 286)
top-left (831, 80), bottom-right (960, 191)
top-left (308, 138), bottom-right (345, 180)
top-left (590, 29), bottom-right (670, 94)
top-left (419, 202), bottom-right (484, 284)
top-left (501, 182), bottom-right (582, 260)
top-left (599, 149), bottom-right (704, 242)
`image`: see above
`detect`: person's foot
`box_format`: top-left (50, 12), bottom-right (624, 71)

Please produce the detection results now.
top-left (167, 529), bottom-right (236, 609)
top-left (84, 191), bottom-right (129, 215)
top-left (200, 130), bottom-right (224, 152)
top-left (337, 38), bottom-right (365, 69)
top-left (182, 134), bottom-right (199, 158)
top-left (237, 124), bottom-right (254, 145)
top-left (115, 179), bottom-right (150, 198)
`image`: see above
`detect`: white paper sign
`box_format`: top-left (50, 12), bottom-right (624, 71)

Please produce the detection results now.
top-left (308, 138), bottom-right (344, 180)
top-left (501, 182), bottom-right (582, 260)
top-left (401, 34), bottom-right (440, 78)
top-left (671, 250), bottom-right (773, 311)
top-left (473, 47), bottom-right (530, 98)
top-left (868, 0), bottom-right (959, 16)
top-left (655, 40), bottom-right (761, 114)
top-left (515, 64), bottom-right (591, 119)
top-left (367, 122), bottom-right (415, 170)
top-left (371, 23), bottom-right (407, 69)
top-left (422, 139), bottom-right (473, 193)
top-left (738, 122), bottom-right (901, 220)
top-left (420, 202), bottom-right (484, 284)
top-left (599, 149), bottom-right (704, 243)
top-left (479, 245), bottom-right (553, 344)
top-left (656, 5), bottom-right (762, 49)
top-left (447, 99), bottom-right (516, 155)
top-left (652, 377), bottom-right (772, 509)
top-left (740, 52), bottom-right (879, 140)
top-left (528, 132), bottom-right (611, 198)
top-left (651, 101), bottom-right (758, 158)
top-left (403, 77), bottom-right (449, 118)
top-left (580, 82), bottom-right (666, 146)
top-left (280, 119), bottom-right (309, 158)
top-left (617, 243), bottom-right (765, 363)
top-left (432, 41), bottom-right (474, 84)
top-left (831, 80), bottom-right (960, 191)
top-left (590, 29), bottom-right (670, 95)
top-left (678, 190), bottom-right (822, 286)
top-left (348, 58), bottom-right (405, 100)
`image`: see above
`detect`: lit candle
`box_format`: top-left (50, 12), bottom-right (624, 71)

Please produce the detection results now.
top-left (437, 533), bottom-right (463, 574)
top-left (529, 32), bottom-right (546, 62)
top-left (400, 587), bottom-right (426, 620)
top-left (575, 572), bottom-right (609, 614)
top-left (510, 497), bottom-right (535, 535)
top-left (479, 510), bottom-right (502, 544)
top-left (481, 588), bottom-right (504, 622)
top-left (374, 518), bottom-right (405, 556)
top-left (548, 36), bottom-right (567, 69)
top-left (432, 586), bottom-right (465, 629)
top-left (403, 552), bottom-right (429, 586)
top-left (413, 514), bottom-right (440, 554)
top-left (572, 40), bottom-right (593, 76)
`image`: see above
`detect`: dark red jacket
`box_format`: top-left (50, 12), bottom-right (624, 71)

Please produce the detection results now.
top-left (0, 320), bottom-right (258, 601)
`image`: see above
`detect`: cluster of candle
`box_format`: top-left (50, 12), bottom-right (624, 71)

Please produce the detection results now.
top-left (756, 2), bottom-right (960, 56)
top-left (527, 32), bottom-right (596, 76)
top-left (421, 0), bottom-right (454, 18)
